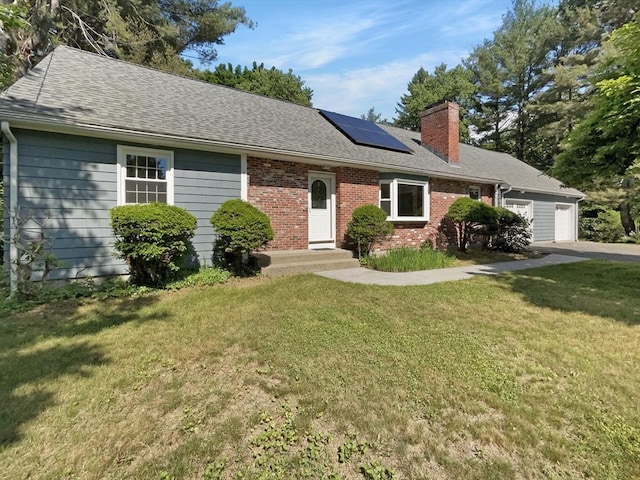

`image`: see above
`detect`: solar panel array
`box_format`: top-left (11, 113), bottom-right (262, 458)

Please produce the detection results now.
top-left (319, 109), bottom-right (412, 154)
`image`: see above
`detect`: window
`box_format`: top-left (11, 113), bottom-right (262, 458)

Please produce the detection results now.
top-left (117, 146), bottom-right (174, 205)
top-left (469, 186), bottom-right (481, 200)
top-left (379, 179), bottom-right (429, 221)
top-left (311, 179), bottom-right (327, 209)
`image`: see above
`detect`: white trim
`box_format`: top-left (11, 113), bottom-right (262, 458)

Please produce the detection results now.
top-left (1, 121), bottom-right (18, 293)
top-left (308, 171), bottom-right (336, 249)
top-left (504, 184), bottom-right (584, 199)
top-left (379, 178), bottom-right (429, 222)
top-left (240, 153), bottom-right (248, 201)
top-left (116, 145), bottom-right (174, 205)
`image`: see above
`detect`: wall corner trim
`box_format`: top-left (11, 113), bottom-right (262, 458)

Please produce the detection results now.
top-left (241, 153), bottom-right (248, 201)
top-left (1, 121), bottom-right (18, 294)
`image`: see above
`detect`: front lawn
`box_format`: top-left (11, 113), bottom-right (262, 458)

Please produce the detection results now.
top-left (1, 260), bottom-right (639, 479)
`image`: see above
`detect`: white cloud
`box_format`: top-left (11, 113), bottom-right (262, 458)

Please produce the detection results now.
top-left (233, 1), bottom-right (421, 71)
top-left (306, 54), bottom-right (439, 120)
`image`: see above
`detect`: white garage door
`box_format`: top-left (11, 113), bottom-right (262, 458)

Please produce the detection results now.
top-left (505, 201), bottom-right (533, 238)
top-left (505, 201), bottom-right (532, 222)
top-left (555, 204), bottom-right (574, 241)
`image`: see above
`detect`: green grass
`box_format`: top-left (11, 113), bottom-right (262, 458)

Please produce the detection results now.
top-left (0, 266), bottom-right (231, 317)
top-left (1, 260), bottom-right (639, 479)
top-left (366, 247), bottom-right (457, 272)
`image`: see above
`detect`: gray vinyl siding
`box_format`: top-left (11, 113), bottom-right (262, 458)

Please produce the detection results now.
top-left (174, 150), bottom-right (240, 266)
top-left (504, 191), bottom-right (577, 241)
top-left (7, 129), bottom-right (240, 280)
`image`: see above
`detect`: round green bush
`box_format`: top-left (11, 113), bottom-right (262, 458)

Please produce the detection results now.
top-left (210, 199), bottom-right (274, 273)
top-left (492, 207), bottom-right (531, 252)
top-left (110, 203), bottom-right (197, 286)
top-left (445, 198), bottom-right (497, 251)
top-left (346, 204), bottom-right (394, 258)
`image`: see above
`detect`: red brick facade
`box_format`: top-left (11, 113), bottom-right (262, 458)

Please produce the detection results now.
top-left (430, 178), bottom-right (494, 226)
top-left (335, 167), bottom-right (379, 247)
top-left (247, 155), bottom-right (494, 251)
top-left (247, 157), bottom-right (309, 250)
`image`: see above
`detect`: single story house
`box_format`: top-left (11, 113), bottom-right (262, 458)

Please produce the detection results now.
top-left (1, 46), bottom-right (583, 282)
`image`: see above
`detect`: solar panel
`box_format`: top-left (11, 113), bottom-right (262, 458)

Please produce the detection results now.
top-left (319, 109), bottom-right (412, 154)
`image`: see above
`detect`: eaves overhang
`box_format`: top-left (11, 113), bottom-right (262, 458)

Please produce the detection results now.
top-left (502, 183), bottom-right (585, 199)
top-left (0, 109), bottom-right (506, 186)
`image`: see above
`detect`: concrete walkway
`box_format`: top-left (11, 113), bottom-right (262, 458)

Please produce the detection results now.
top-left (317, 254), bottom-right (588, 286)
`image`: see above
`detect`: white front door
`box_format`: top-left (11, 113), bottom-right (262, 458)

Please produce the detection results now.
top-left (308, 172), bottom-right (335, 249)
top-left (555, 203), bottom-right (574, 241)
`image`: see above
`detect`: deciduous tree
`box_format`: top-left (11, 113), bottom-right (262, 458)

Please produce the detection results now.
top-left (198, 62), bottom-right (313, 106)
top-left (554, 14), bottom-right (640, 234)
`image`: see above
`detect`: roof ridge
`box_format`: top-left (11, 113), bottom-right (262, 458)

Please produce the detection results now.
top-left (52, 44), bottom-right (320, 113)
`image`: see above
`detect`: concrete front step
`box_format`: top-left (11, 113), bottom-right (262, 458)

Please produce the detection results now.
top-left (253, 249), bottom-right (360, 276)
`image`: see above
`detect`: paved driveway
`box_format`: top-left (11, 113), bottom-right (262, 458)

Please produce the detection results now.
top-left (530, 241), bottom-right (640, 263)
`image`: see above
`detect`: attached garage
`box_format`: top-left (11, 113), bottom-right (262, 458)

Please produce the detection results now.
top-left (502, 191), bottom-right (581, 242)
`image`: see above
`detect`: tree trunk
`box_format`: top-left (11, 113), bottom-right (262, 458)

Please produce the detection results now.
top-left (619, 201), bottom-right (636, 235)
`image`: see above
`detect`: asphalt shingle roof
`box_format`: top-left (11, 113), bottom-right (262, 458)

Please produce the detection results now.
top-left (0, 46), bottom-right (582, 198)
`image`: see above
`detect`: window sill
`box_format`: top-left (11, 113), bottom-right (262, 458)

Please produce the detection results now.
top-left (387, 217), bottom-right (429, 223)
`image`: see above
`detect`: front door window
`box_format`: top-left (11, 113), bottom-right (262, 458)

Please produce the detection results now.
top-left (311, 179), bottom-right (327, 209)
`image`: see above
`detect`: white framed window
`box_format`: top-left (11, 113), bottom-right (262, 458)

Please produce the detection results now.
top-left (379, 179), bottom-right (429, 221)
top-left (469, 186), bottom-right (481, 200)
top-left (117, 145), bottom-right (174, 205)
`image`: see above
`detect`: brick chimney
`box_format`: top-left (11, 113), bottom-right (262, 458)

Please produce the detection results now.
top-left (420, 101), bottom-right (459, 163)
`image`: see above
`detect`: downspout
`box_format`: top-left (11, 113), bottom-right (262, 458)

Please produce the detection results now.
top-left (498, 183), bottom-right (512, 207)
top-left (1, 121), bottom-right (18, 294)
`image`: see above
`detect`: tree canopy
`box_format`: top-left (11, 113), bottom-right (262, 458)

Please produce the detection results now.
top-left (0, 0), bottom-right (254, 83)
top-left (554, 13), bottom-right (640, 234)
top-left (0, 1), bottom-right (313, 106)
top-left (394, 63), bottom-right (475, 140)
top-left (198, 62), bottom-right (313, 106)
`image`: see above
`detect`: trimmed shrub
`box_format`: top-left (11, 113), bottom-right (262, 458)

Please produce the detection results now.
top-left (445, 198), bottom-right (497, 252)
top-left (111, 203), bottom-right (197, 286)
top-left (346, 205), bottom-right (394, 258)
top-left (210, 199), bottom-right (273, 274)
top-left (492, 207), bottom-right (531, 252)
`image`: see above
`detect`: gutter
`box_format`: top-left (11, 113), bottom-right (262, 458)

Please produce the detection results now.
top-left (0, 111), bottom-right (505, 185)
top-left (1, 121), bottom-right (17, 294)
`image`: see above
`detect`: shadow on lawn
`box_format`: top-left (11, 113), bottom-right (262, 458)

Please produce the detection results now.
top-left (0, 295), bottom-right (163, 447)
top-left (499, 260), bottom-right (640, 325)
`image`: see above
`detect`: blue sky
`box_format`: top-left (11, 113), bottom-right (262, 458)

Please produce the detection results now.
top-left (200, 0), bottom-right (518, 121)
